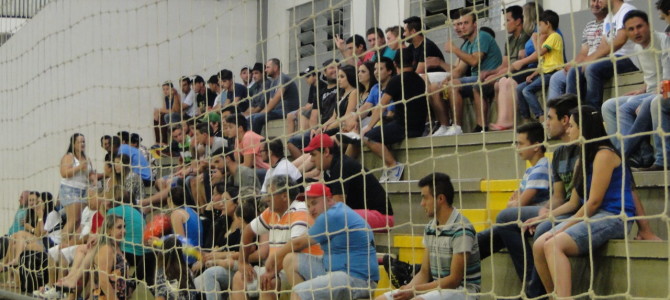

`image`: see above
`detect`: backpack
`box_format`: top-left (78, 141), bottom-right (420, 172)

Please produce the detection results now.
top-left (19, 250), bottom-right (49, 293)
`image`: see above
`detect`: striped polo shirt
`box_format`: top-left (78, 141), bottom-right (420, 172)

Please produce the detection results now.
top-left (423, 209), bottom-right (481, 291)
top-left (250, 200), bottom-right (322, 256)
top-left (520, 156), bottom-right (551, 205)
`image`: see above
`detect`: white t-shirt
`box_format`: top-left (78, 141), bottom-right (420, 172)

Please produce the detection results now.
top-left (79, 207), bottom-right (97, 237)
top-left (603, 3), bottom-right (637, 57)
top-left (205, 137), bottom-right (226, 158)
top-left (213, 91), bottom-right (224, 107)
top-left (182, 90), bottom-right (198, 117)
top-left (261, 158), bottom-right (302, 193)
top-left (44, 211), bottom-right (62, 244)
top-left (635, 32), bottom-right (667, 93)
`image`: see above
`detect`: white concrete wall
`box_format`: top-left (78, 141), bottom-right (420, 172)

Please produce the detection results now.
top-left (0, 0), bottom-right (257, 232)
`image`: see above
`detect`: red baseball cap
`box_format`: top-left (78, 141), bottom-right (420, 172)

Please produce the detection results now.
top-left (305, 183), bottom-right (332, 198)
top-left (303, 133), bottom-right (334, 152)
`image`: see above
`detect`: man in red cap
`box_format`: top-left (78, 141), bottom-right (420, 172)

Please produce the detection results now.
top-left (263, 182), bottom-right (379, 299)
top-left (304, 133), bottom-right (394, 230)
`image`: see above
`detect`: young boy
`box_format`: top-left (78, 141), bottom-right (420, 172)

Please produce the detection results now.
top-left (377, 173), bottom-right (481, 300)
top-left (508, 122), bottom-right (550, 208)
top-left (517, 10), bottom-right (564, 122)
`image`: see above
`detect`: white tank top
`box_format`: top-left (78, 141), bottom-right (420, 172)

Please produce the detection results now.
top-left (61, 155), bottom-right (90, 189)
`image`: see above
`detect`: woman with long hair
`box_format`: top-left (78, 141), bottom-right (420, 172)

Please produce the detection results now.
top-left (491, 2), bottom-right (544, 130)
top-left (154, 235), bottom-right (200, 300)
top-left (319, 64), bottom-right (361, 135)
top-left (113, 154), bottom-right (143, 205)
top-left (59, 133), bottom-right (94, 246)
top-left (93, 215), bottom-right (135, 300)
top-left (530, 106), bottom-right (635, 298)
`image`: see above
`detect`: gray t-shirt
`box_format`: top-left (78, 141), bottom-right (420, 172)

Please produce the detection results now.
top-left (267, 73), bottom-right (299, 113)
top-left (229, 165), bottom-right (260, 190)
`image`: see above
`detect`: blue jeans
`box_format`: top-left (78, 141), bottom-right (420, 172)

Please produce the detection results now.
top-left (250, 109), bottom-right (284, 135)
top-left (548, 67), bottom-right (584, 100)
top-left (602, 93), bottom-right (656, 165)
top-left (585, 57), bottom-right (639, 109)
top-left (195, 266), bottom-right (235, 300)
top-left (517, 73), bottom-right (553, 118)
top-left (163, 112), bottom-right (182, 124)
top-left (650, 96), bottom-right (670, 167)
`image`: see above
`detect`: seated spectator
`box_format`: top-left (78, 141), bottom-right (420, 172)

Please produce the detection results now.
top-left (376, 173), bottom-right (481, 300)
top-left (248, 62), bottom-right (267, 99)
top-left (214, 69), bottom-right (249, 117)
top-left (602, 10), bottom-right (664, 168)
top-left (367, 27), bottom-right (394, 62)
top-left (532, 106), bottom-right (635, 298)
top-left (515, 10), bottom-right (564, 122)
top-left (306, 134), bottom-right (394, 229)
top-left (260, 139), bottom-right (302, 194)
top-left (442, 7), bottom-right (503, 133)
top-left (334, 34), bottom-right (367, 66)
top-left (0, 191), bottom-right (29, 257)
top-left (286, 59), bottom-right (340, 159)
top-left (223, 114), bottom-right (270, 181)
top-left (112, 154), bottom-right (143, 205)
top-left (286, 66), bottom-right (323, 134)
top-left (153, 236), bottom-right (200, 300)
top-left (100, 135), bottom-right (112, 158)
top-left (249, 58), bottom-right (300, 135)
top-left (547, 0), bottom-right (606, 100)
top-left (199, 184), bottom-right (239, 250)
top-left (230, 176), bottom-right (322, 300)
top-left (361, 48), bottom-right (428, 182)
top-left (165, 124), bottom-right (193, 164)
top-left (206, 150), bottom-right (260, 196)
top-left (194, 122), bottom-right (226, 159)
top-left (264, 183), bottom-right (379, 299)
top-left (383, 26), bottom-right (405, 61)
top-left (93, 215), bottom-right (136, 300)
top-left (194, 189), bottom-right (263, 300)
top-left (240, 66), bottom-right (252, 88)
top-left (485, 5), bottom-right (531, 130)
top-left (402, 16), bottom-right (453, 135)
top-left (207, 74), bottom-right (221, 109)
top-left (579, 0), bottom-right (640, 108)
top-left (129, 133), bottom-right (152, 167)
top-left (165, 76), bottom-right (197, 124)
top-left (154, 81), bottom-right (181, 144)
top-left (111, 135), bottom-right (153, 187)
top-left (106, 185), bottom-right (153, 287)
top-left (193, 75), bottom-right (209, 116)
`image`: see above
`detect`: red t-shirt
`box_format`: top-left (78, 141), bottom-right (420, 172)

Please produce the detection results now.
top-left (90, 212), bottom-right (105, 234)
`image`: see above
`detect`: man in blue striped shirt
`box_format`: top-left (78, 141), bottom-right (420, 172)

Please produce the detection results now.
top-left (378, 173), bottom-right (481, 300)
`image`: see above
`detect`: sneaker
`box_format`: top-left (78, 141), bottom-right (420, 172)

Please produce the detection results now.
top-left (337, 131), bottom-right (361, 144)
top-left (386, 163), bottom-right (405, 182)
top-left (379, 168), bottom-right (390, 183)
top-left (432, 125), bottom-right (451, 136)
top-left (445, 125), bottom-right (463, 136)
top-left (37, 286), bottom-right (63, 299)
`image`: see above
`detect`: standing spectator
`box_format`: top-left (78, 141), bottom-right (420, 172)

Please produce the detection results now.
top-left (443, 7), bottom-right (503, 133)
top-left (515, 10), bottom-right (564, 122)
top-left (249, 58), bottom-right (300, 135)
top-left (59, 133), bottom-right (93, 246)
top-left (361, 48), bottom-right (428, 182)
top-left (154, 81), bottom-right (182, 144)
top-left (264, 183), bottom-right (379, 299)
top-left (376, 173), bottom-right (481, 300)
top-left (306, 133), bottom-right (394, 229)
top-left (548, 0), bottom-right (607, 100)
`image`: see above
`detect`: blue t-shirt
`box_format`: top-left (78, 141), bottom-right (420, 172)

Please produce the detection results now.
top-left (371, 47), bottom-right (398, 62)
top-left (181, 207), bottom-right (202, 265)
top-left (365, 84), bottom-right (395, 112)
top-left (7, 208), bottom-right (27, 235)
top-left (308, 202), bottom-right (379, 281)
top-left (460, 31), bottom-right (502, 76)
top-left (118, 145), bottom-right (152, 181)
top-left (107, 205), bottom-right (146, 255)
top-left (520, 157), bottom-right (550, 205)
top-left (585, 162), bottom-right (636, 217)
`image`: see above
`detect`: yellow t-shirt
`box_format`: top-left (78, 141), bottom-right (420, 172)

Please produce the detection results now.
top-left (540, 32), bottom-right (564, 74)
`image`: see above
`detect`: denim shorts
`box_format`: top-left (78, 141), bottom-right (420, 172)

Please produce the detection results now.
top-left (552, 210), bottom-right (632, 255)
top-left (384, 286), bottom-right (479, 300)
top-left (293, 253), bottom-right (376, 300)
top-left (59, 184), bottom-right (87, 207)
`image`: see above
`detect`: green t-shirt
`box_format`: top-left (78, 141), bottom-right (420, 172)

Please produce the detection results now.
top-left (107, 205), bottom-right (146, 255)
top-left (461, 31), bottom-right (503, 76)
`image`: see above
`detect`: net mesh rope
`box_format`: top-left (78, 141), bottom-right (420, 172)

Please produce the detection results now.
top-left (0, 0), bottom-right (667, 299)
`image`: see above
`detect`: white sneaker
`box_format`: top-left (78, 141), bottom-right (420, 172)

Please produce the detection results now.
top-left (432, 125), bottom-right (451, 137)
top-left (379, 168), bottom-right (390, 183)
top-left (445, 125), bottom-right (463, 136)
top-left (386, 163), bottom-right (405, 182)
top-left (340, 131), bottom-right (361, 141)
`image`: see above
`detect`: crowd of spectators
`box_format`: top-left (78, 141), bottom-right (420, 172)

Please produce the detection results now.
top-left (3, 0), bottom-right (670, 299)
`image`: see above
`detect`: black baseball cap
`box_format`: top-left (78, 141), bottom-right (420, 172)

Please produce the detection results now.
top-left (300, 66), bottom-right (316, 76)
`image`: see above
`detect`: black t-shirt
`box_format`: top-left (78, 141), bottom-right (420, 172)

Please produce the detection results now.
top-left (307, 80), bottom-right (327, 105)
top-left (206, 89), bottom-right (218, 107)
top-left (325, 154), bottom-right (393, 216)
top-left (317, 86), bottom-right (340, 125)
top-left (407, 38), bottom-right (446, 73)
top-left (225, 83), bottom-right (250, 114)
top-left (196, 92), bottom-right (208, 114)
top-left (383, 71), bottom-right (429, 132)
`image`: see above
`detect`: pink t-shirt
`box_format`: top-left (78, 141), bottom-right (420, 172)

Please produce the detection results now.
top-left (237, 131), bottom-right (270, 170)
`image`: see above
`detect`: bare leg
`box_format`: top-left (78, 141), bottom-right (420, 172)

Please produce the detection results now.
top-left (429, 83), bottom-right (451, 126)
top-left (62, 203), bottom-right (84, 246)
top-left (283, 253), bottom-right (305, 287)
top-left (473, 88), bottom-right (489, 128)
top-left (59, 247), bottom-right (96, 288)
top-left (532, 232), bottom-right (554, 294)
top-left (450, 80), bottom-right (464, 126)
top-left (365, 139), bottom-right (396, 167)
top-left (491, 78), bottom-right (516, 128)
top-left (544, 233), bottom-right (580, 299)
top-left (230, 270), bottom-right (249, 300)
top-left (286, 111), bottom-right (297, 134)
top-left (632, 190), bottom-right (662, 240)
